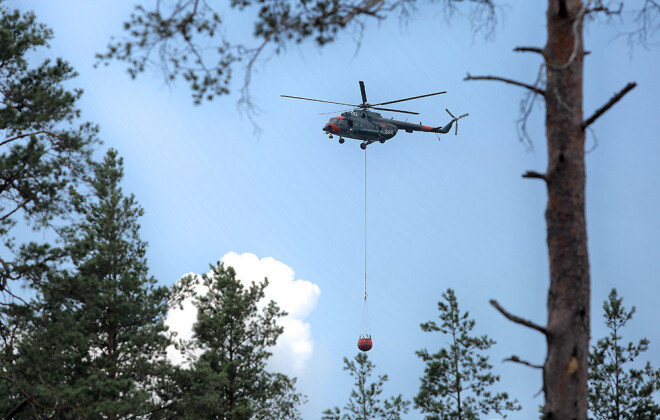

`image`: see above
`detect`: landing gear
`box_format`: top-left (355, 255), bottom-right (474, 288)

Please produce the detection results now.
top-left (360, 143), bottom-right (366, 150)
top-left (379, 139), bottom-right (386, 144)
top-left (339, 138), bottom-right (345, 144)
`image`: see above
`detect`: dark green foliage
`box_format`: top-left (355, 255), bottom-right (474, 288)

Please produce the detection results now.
top-left (167, 262), bottom-right (304, 419)
top-left (0, 1), bottom-right (97, 230)
top-left (0, 150), bottom-right (172, 418)
top-left (0, 0), bottom-right (98, 296)
top-left (588, 289), bottom-right (660, 420)
top-left (322, 352), bottom-right (410, 420)
top-left (99, 0), bottom-right (496, 104)
top-left (415, 288), bottom-right (520, 419)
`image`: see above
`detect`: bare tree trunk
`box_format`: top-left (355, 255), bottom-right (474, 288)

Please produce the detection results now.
top-left (471, 2), bottom-right (638, 418)
top-left (543, 1), bottom-right (590, 418)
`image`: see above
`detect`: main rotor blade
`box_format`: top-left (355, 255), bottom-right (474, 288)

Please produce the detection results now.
top-left (373, 91), bottom-right (447, 107)
top-left (371, 106), bottom-right (419, 115)
top-left (281, 95), bottom-right (357, 108)
top-left (359, 81), bottom-right (368, 105)
top-left (317, 109), bottom-right (351, 115)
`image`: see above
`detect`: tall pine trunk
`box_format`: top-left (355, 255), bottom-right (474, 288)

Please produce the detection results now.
top-left (543, 1), bottom-right (590, 418)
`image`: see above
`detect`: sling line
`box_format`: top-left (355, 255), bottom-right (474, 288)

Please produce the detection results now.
top-left (364, 148), bottom-right (367, 302)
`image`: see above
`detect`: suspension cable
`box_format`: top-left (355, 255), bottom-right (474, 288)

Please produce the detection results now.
top-left (364, 148), bottom-right (367, 302)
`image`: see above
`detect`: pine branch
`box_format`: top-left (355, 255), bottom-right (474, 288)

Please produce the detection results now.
top-left (489, 299), bottom-right (547, 335)
top-left (4, 396), bottom-right (30, 419)
top-left (0, 130), bottom-right (64, 147)
top-left (464, 73), bottom-right (545, 96)
top-left (0, 198), bottom-right (31, 222)
top-left (582, 82), bottom-right (637, 129)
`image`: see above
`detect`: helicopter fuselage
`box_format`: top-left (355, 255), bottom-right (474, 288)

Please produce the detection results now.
top-left (281, 80), bottom-right (467, 149)
top-left (323, 109), bottom-right (453, 146)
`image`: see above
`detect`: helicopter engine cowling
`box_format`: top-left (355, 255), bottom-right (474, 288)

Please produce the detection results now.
top-left (351, 121), bottom-right (398, 141)
top-left (378, 122), bottom-right (398, 139)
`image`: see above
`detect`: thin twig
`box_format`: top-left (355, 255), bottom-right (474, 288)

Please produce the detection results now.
top-left (585, 126), bottom-right (599, 154)
top-left (582, 82), bottom-right (637, 129)
top-left (515, 64), bottom-right (546, 150)
top-left (490, 299), bottom-right (547, 335)
top-left (587, 2), bottom-right (623, 16)
top-left (465, 73), bottom-right (545, 96)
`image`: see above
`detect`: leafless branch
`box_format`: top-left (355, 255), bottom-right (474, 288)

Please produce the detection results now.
top-left (582, 82), bottom-right (637, 129)
top-left (514, 46), bottom-right (543, 55)
top-left (587, 1), bottom-right (623, 16)
top-left (490, 299), bottom-right (547, 335)
top-left (504, 354), bottom-right (543, 369)
top-left (522, 170), bottom-right (548, 182)
top-left (585, 126), bottom-right (599, 153)
top-left (631, 0), bottom-right (660, 47)
top-left (237, 39), bottom-right (270, 133)
top-left (465, 73), bottom-right (546, 96)
top-left (515, 64), bottom-right (546, 150)
top-left (602, 0), bottom-right (660, 51)
top-left (514, 46), bottom-right (589, 56)
top-left (342, 0), bottom-right (386, 24)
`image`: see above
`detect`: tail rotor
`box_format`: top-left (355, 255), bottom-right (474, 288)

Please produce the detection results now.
top-left (445, 108), bottom-right (469, 135)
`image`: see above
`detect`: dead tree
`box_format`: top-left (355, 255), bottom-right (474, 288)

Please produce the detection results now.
top-left (476, 1), bottom-right (639, 418)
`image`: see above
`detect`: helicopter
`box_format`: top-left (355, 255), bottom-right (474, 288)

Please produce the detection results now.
top-left (281, 81), bottom-right (469, 149)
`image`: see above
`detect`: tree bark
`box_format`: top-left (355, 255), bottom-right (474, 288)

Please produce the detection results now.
top-left (542, 1), bottom-right (590, 419)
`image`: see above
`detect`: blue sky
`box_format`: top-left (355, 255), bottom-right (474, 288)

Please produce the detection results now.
top-left (10, 1), bottom-right (660, 418)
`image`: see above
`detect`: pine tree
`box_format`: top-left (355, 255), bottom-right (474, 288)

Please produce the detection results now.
top-left (322, 353), bottom-right (410, 420)
top-left (0, 150), bottom-right (172, 418)
top-left (168, 262), bottom-right (304, 419)
top-left (588, 289), bottom-right (660, 420)
top-left (0, 1), bottom-right (98, 294)
top-left (415, 288), bottom-right (520, 420)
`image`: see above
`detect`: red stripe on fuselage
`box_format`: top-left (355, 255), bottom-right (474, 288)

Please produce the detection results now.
top-left (421, 125), bottom-right (433, 132)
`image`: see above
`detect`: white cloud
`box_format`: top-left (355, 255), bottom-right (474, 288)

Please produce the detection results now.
top-left (165, 252), bottom-right (321, 376)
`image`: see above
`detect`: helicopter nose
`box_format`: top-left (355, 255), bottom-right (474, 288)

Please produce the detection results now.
top-left (324, 123), bottom-right (342, 133)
